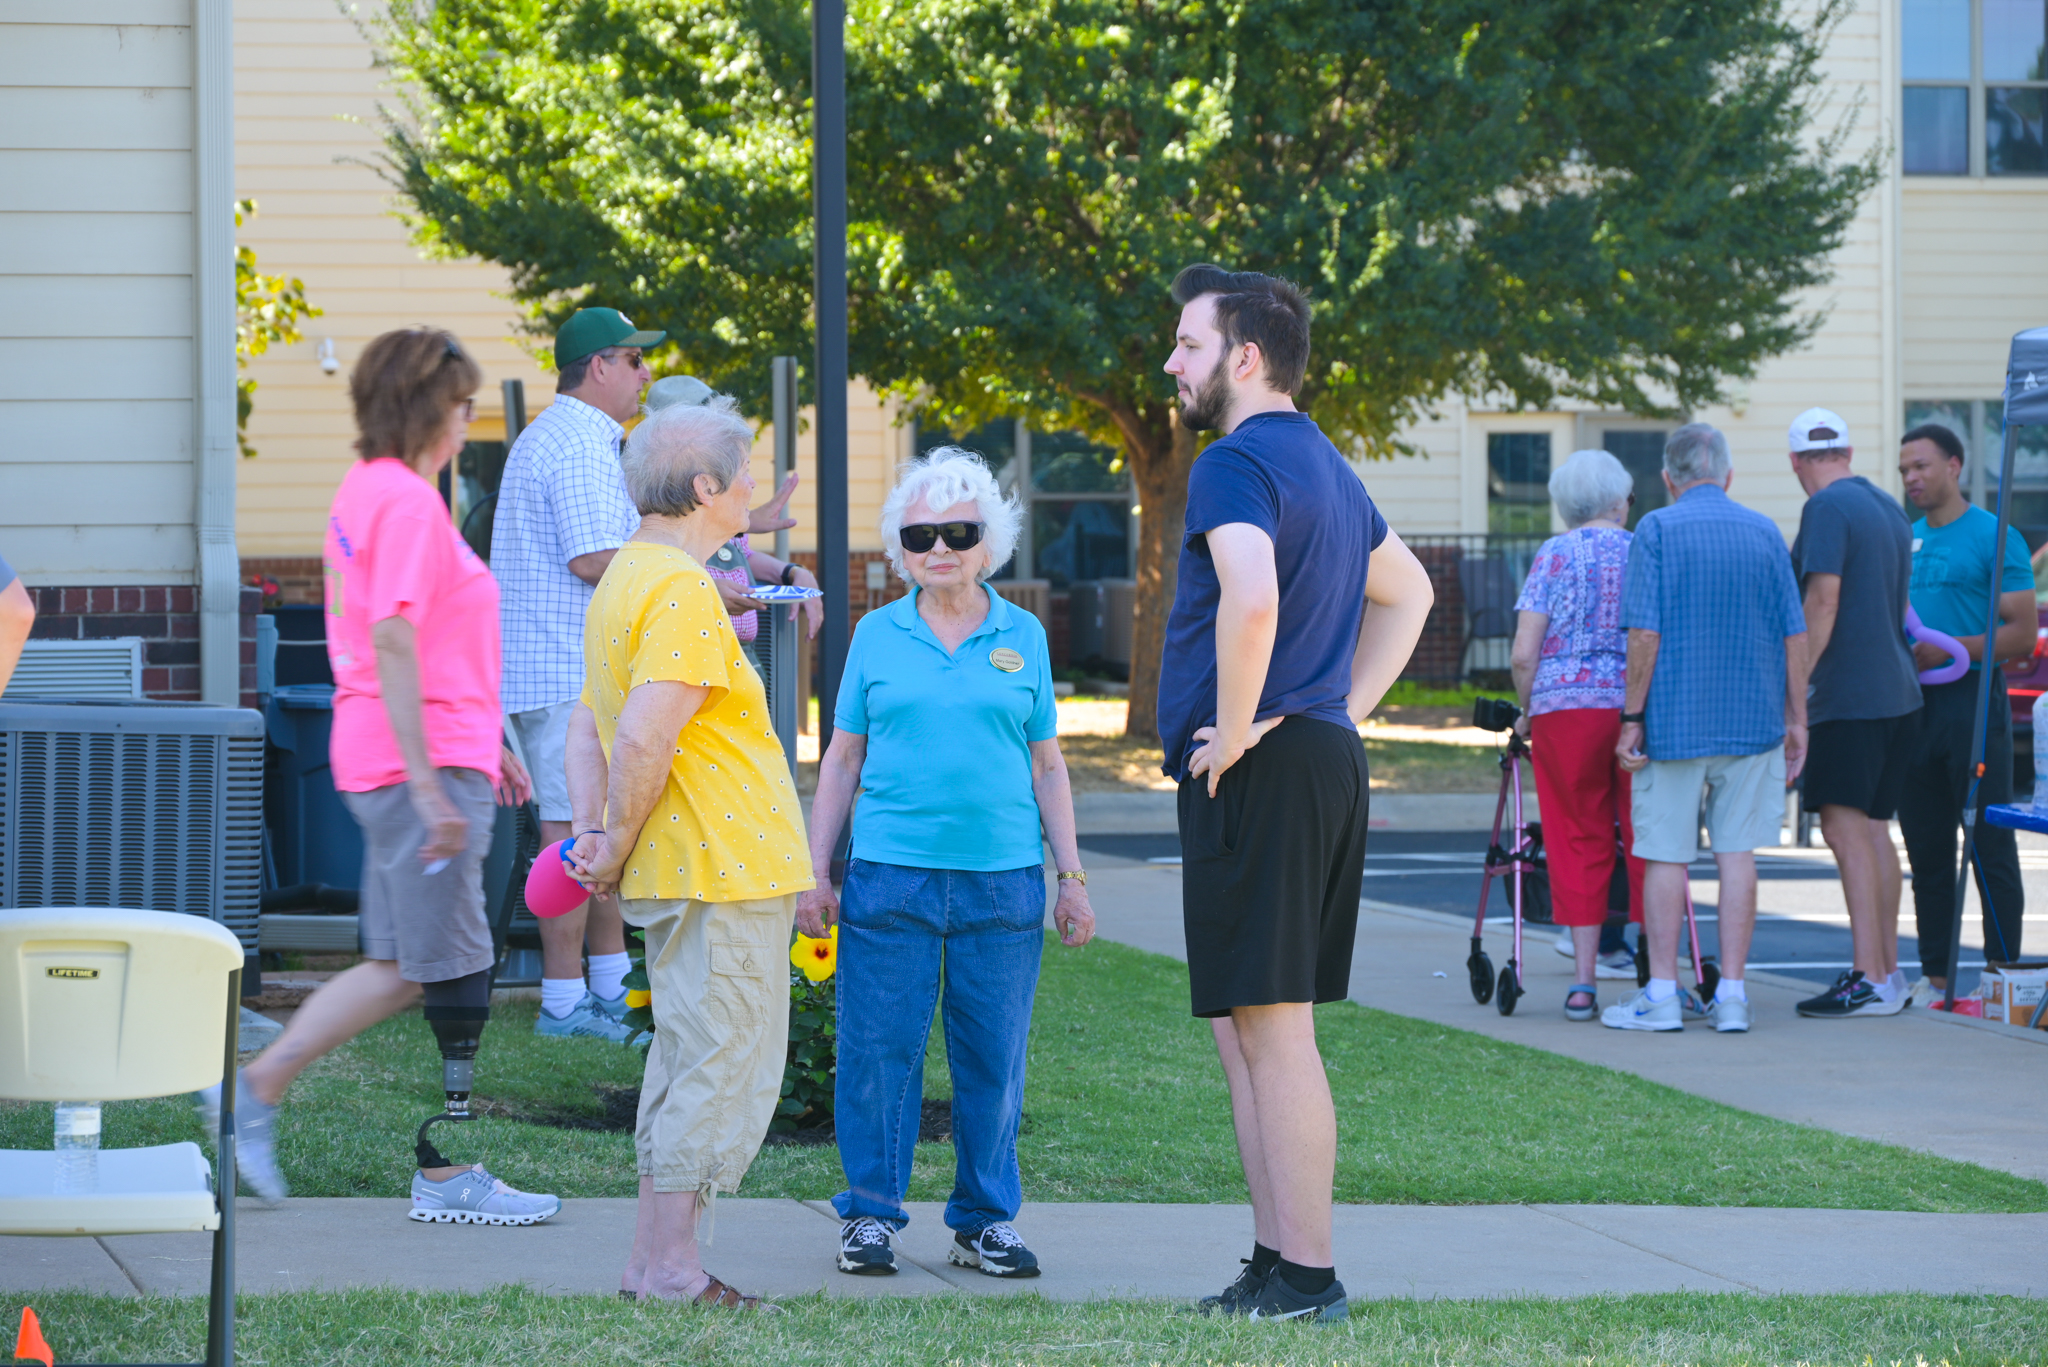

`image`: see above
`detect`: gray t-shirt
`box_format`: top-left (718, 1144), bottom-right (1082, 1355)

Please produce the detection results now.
top-left (1791, 475), bottom-right (1921, 724)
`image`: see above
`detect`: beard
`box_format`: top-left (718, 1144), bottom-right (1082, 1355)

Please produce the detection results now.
top-left (1176, 354), bottom-right (1235, 433)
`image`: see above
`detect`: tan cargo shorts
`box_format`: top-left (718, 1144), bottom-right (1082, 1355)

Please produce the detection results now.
top-left (1630, 747), bottom-right (1786, 864)
top-left (621, 893), bottom-right (796, 1196)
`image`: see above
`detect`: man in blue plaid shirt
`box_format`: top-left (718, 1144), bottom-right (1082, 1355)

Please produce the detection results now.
top-left (1606, 423), bottom-right (1809, 1036)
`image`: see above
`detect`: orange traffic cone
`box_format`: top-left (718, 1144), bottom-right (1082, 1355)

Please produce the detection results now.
top-left (14, 1306), bottom-right (53, 1366)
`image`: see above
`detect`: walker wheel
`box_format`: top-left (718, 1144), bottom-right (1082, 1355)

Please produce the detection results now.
top-left (1467, 943), bottom-right (1495, 1004)
top-left (1698, 959), bottom-right (1722, 1005)
top-left (1496, 964), bottom-right (1521, 1016)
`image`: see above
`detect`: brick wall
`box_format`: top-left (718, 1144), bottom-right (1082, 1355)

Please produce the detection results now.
top-left (27, 584), bottom-right (262, 708)
top-left (241, 556), bottom-right (323, 607)
top-left (1407, 543), bottom-right (1469, 683)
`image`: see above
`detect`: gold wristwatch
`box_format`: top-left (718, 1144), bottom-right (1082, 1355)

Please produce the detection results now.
top-left (1056, 869), bottom-right (1087, 885)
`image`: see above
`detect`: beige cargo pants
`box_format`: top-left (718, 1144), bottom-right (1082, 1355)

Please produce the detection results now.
top-left (620, 893), bottom-right (796, 1198)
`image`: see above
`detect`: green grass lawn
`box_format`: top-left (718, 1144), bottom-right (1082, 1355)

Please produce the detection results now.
top-left (18, 1287), bottom-right (2046, 1367)
top-left (2, 938), bottom-right (2041, 1211)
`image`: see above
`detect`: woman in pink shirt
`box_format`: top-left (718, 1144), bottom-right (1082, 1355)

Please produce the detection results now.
top-left (205, 330), bottom-right (554, 1225)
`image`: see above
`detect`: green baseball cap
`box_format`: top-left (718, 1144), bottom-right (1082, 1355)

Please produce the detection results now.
top-left (554, 307), bottom-right (666, 368)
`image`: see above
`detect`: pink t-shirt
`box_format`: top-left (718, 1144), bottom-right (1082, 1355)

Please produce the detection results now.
top-left (323, 458), bottom-right (503, 792)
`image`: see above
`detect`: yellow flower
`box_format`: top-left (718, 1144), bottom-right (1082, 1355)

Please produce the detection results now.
top-left (625, 988), bottom-right (652, 1009)
top-left (791, 924), bottom-right (838, 982)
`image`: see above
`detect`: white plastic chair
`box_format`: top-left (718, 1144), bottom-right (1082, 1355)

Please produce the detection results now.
top-left (0, 907), bottom-right (245, 1367)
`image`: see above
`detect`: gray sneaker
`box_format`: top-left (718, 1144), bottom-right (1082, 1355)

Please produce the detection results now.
top-left (534, 996), bottom-right (636, 1043)
top-left (1600, 987), bottom-right (1683, 1031)
top-left (408, 1164), bottom-right (560, 1225)
top-left (194, 1069), bottom-right (286, 1204)
top-left (1708, 995), bottom-right (1751, 1033)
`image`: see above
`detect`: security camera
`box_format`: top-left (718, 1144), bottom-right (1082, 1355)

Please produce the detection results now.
top-left (317, 338), bottom-right (339, 376)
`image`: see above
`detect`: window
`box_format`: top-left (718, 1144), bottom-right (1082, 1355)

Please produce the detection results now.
top-left (914, 420), bottom-right (1132, 583)
top-left (1486, 432), bottom-right (1552, 535)
top-left (1600, 429), bottom-right (1670, 530)
top-left (1903, 0), bottom-right (2048, 176)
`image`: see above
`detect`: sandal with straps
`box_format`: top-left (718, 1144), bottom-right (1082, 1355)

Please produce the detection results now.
top-left (1564, 984), bottom-right (1598, 1022)
top-left (694, 1274), bottom-right (775, 1312)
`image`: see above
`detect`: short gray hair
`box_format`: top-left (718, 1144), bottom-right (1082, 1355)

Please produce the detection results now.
top-left (1549, 449), bottom-right (1634, 529)
top-left (620, 399), bottom-right (753, 517)
top-left (880, 446), bottom-right (1023, 582)
top-left (1664, 422), bottom-right (1731, 487)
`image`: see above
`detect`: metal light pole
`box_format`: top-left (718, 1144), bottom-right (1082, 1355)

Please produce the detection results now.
top-left (813, 0), bottom-right (849, 759)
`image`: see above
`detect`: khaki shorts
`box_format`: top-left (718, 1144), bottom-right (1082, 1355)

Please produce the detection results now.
top-left (1630, 748), bottom-right (1786, 864)
top-left (340, 767), bottom-right (498, 982)
top-left (506, 700), bottom-right (576, 822)
top-left (623, 893), bottom-right (796, 1197)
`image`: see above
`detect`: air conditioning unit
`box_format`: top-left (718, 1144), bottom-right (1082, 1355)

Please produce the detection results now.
top-left (3, 639), bottom-right (144, 700)
top-left (0, 700), bottom-right (265, 974)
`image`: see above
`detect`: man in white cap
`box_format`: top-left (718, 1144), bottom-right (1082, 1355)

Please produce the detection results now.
top-left (1784, 408), bottom-right (1920, 1019)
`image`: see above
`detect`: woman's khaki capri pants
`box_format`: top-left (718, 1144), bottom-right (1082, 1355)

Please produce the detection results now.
top-left (623, 893), bottom-right (796, 1197)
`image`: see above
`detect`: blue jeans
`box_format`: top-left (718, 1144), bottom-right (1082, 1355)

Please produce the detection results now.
top-left (830, 858), bottom-right (1045, 1235)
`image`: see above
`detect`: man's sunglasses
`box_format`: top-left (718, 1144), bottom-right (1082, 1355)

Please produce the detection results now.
top-left (898, 521), bottom-right (986, 553)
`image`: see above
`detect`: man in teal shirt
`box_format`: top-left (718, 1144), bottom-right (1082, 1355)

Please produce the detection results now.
top-left (1897, 423), bottom-right (2032, 995)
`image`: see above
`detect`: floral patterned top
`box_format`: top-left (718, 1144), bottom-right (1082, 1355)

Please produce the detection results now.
top-left (1514, 526), bottom-right (1631, 715)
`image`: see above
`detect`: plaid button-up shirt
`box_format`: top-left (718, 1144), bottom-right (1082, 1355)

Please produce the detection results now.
top-left (491, 395), bottom-right (638, 714)
top-left (1622, 483), bottom-right (1806, 761)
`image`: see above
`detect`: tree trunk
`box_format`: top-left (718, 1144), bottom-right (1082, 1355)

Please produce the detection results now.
top-left (1122, 410), bottom-right (1198, 743)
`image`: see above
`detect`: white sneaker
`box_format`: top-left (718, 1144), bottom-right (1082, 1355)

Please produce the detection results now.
top-left (1594, 948), bottom-right (1638, 979)
top-left (1553, 929), bottom-right (1574, 958)
top-left (194, 1070), bottom-right (286, 1204)
top-left (408, 1164), bottom-right (560, 1226)
top-left (1709, 996), bottom-right (1752, 1033)
top-left (1601, 988), bottom-right (1683, 1031)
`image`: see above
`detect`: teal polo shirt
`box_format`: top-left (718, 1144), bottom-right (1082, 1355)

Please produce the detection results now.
top-left (834, 584), bottom-right (1059, 871)
top-left (1909, 505), bottom-right (2035, 670)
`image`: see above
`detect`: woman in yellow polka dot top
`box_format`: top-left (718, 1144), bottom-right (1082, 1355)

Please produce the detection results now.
top-left (563, 398), bottom-right (811, 1312)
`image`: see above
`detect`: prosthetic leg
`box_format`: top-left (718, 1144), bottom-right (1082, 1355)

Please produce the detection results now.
top-left (416, 970), bottom-right (491, 1169)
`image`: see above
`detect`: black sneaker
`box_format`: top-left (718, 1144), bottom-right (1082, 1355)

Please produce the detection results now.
top-left (948, 1222), bottom-right (1040, 1278)
top-left (1798, 971), bottom-right (1877, 1018)
top-left (837, 1216), bottom-right (897, 1275)
top-left (1197, 1259), bottom-right (1269, 1315)
top-left (1245, 1272), bottom-right (1349, 1323)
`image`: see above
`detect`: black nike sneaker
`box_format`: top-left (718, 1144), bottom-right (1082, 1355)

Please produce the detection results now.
top-left (1197, 1259), bottom-right (1269, 1316)
top-left (1246, 1273), bottom-right (1349, 1323)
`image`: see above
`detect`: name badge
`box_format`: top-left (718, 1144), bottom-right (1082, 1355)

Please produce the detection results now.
top-left (1912, 538), bottom-right (1922, 552)
top-left (989, 647), bottom-right (1024, 673)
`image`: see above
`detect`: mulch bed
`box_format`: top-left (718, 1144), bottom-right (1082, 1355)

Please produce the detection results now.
top-left (471, 1086), bottom-right (959, 1146)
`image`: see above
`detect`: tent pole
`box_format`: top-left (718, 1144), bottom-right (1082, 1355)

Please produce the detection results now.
top-left (1943, 418), bottom-right (2022, 1010)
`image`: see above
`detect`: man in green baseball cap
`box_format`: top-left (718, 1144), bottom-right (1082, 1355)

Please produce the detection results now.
top-left (552, 307), bottom-right (666, 373)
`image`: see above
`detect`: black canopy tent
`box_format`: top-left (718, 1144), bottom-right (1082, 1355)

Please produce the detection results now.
top-left (1948, 325), bottom-right (2048, 1011)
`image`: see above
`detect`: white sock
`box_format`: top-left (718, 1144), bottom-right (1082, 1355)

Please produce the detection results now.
top-left (1717, 978), bottom-right (1748, 1003)
top-left (1871, 974), bottom-right (1899, 1001)
top-left (1889, 969), bottom-right (1908, 994)
top-left (541, 977), bottom-right (587, 1019)
top-left (1645, 977), bottom-right (1678, 1002)
top-left (587, 952), bottom-right (632, 1002)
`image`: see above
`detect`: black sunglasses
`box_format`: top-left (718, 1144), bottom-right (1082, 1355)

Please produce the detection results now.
top-left (898, 521), bottom-right (986, 553)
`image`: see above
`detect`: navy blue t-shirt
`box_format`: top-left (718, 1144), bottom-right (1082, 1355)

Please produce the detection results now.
top-left (1156, 411), bottom-right (1387, 780)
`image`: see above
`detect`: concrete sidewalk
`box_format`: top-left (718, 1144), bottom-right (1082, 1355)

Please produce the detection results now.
top-left (1081, 857), bottom-right (2048, 1185)
top-left (6, 1198), bottom-right (2042, 1301)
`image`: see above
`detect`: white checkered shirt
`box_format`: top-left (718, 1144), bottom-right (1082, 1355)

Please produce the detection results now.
top-left (492, 394), bottom-right (638, 713)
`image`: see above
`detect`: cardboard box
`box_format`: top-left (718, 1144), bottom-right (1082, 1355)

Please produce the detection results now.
top-left (1980, 964), bottom-right (2048, 1028)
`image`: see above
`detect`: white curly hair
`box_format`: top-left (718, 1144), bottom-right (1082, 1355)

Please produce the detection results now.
top-left (879, 446), bottom-right (1023, 583)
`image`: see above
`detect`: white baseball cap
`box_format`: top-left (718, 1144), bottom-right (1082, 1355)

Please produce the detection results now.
top-left (644, 374), bottom-right (715, 412)
top-left (1789, 407), bottom-right (1851, 453)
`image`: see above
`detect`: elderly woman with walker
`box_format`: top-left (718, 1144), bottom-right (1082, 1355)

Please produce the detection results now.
top-left (798, 448), bottom-right (1097, 1280)
top-left (1508, 449), bottom-right (1648, 1020)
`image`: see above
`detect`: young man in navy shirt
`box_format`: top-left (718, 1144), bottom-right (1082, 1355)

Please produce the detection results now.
top-left (1158, 265), bottom-right (1434, 1322)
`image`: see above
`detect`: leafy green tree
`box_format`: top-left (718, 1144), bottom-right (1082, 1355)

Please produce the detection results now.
top-left (235, 199), bottom-right (321, 459)
top-left (380, 0), bottom-right (1876, 738)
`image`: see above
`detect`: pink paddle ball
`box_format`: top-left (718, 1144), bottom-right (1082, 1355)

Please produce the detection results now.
top-left (523, 838), bottom-right (588, 918)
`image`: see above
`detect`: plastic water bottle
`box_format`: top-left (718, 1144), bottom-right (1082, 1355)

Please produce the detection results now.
top-left (2034, 693), bottom-right (2048, 810)
top-left (53, 1101), bottom-right (101, 1193)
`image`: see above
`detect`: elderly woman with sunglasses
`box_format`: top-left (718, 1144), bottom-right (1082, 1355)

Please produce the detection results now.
top-left (798, 447), bottom-right (1096, 1282)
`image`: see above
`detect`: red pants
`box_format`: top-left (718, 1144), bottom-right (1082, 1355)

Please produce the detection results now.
top-left (1529, 708), bottom-right (1645, 927)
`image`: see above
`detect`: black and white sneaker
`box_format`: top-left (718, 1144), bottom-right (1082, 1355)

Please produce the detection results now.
top-left (1797, 971), bottom-right (1880, 1018)
top-left (948, 1222), bottom-right (1040, 1277)
top-left (1197, 1259), bottom-right (1268, 1315)
top-left (837, 1216), bottom-right (897, 1275)
top-left (1245, 1273), bottom-right (1349, 1323)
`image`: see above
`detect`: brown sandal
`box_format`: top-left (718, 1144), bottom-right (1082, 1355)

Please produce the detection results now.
top-left (694, 1274), bottom-right (773, 1312)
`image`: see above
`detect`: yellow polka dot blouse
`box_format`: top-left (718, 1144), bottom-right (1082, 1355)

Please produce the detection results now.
top-left (581, 541), bottom-right (814, 902)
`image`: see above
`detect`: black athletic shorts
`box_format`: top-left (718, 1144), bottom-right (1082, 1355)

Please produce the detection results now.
top-left (1802, 712), bottom-right (1916, 818)
top-left (1177, 715), bottom-right (1370, 1018)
